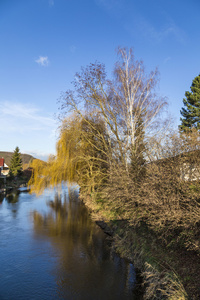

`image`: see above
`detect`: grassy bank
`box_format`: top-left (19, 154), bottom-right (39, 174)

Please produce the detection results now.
top-left (80, 193), bottom-right (199, 300)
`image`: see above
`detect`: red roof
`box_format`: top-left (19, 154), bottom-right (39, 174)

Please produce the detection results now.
top-left (0, 158), bottom-right (4, 167)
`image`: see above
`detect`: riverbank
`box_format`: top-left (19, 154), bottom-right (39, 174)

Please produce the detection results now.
top-left (0, 176), bottom-right (30, 193)
top-left (0, 179), bottom-right (30, 203)
top-left (80, 193), bottom-right (200, 300)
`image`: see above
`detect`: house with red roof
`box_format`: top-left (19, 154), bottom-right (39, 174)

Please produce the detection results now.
top-left (0, 158), bottom-right (9, 176)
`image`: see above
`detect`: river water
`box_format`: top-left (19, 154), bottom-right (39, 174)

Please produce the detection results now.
top-left (0, 186), bottom-right (141, 299)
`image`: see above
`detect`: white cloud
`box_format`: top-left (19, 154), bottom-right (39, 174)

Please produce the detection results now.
top-left (0, 101), bottom-right (54, 131)
top-left (35, 56), bottom-right (49, 67)
top-left (0, 101), bottom-right (57, 156)
top-left (132, 16), bottom-right (186, 44)
top-left (0, 101), bottom-right (57, 144)
top-left (25, 150), bottom-right (51, 161)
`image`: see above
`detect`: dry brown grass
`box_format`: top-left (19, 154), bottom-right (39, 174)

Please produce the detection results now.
top-left (142, 262), bottom-right (187, 300)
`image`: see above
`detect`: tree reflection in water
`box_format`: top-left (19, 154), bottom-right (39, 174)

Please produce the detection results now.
top-left (0, 193), bottom-right (4, 203)
top-left (6, 190), bottom-right (20, 203)
top-left (32, 188), bottom-right (138, 300)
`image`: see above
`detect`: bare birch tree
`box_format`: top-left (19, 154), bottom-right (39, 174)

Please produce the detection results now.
top-left (59, 47), bottom-right (167, 172)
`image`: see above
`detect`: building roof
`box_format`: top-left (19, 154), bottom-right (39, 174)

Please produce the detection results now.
top-left (0, 158), bottom-right (4, 167)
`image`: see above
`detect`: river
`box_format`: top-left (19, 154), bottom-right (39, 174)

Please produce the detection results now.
top-left (0, 186), bottom-right (141, 299)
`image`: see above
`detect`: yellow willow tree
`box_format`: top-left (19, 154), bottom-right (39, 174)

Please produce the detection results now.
top-left (57, 113), bottom-right (110, 194)
top-left (29, 113), bottom-right (110, 195)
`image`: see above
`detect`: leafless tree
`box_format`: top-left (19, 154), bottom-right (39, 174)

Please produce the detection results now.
top-left (59, 47), bottom-right (167, 170)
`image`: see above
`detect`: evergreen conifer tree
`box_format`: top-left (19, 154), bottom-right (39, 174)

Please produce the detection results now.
top-left (9, 146), bottom-right (23, 177)
top-left (179, 74), bottom-right (200, 132)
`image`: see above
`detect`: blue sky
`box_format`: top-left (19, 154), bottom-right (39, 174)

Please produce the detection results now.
top-left (0, 0), bottom-right (200, 160)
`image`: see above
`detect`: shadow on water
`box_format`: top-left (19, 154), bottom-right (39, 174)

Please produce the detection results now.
top-left (0, 193), bottom-right (4, 203)
top-left (0, 187), bottom-right (30, 204)
top-left (32, 188), bottom-right (143, 300)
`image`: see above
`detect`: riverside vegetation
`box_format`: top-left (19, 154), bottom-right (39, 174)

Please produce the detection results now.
top-left (29, 48), bottom-right (200, 300)
top-left (0, 148), bottom-right (33, 193)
